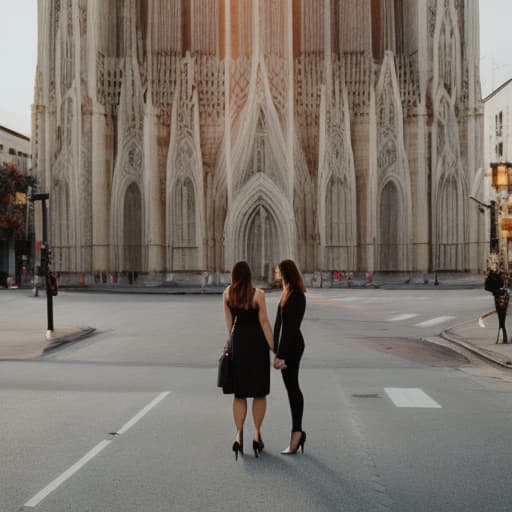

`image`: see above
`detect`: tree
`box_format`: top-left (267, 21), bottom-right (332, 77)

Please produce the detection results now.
top-left (0, 163), bottom-right (37, 239)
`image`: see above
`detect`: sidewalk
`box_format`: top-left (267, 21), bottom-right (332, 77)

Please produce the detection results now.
top-left (0, 326), bottom-right (95, 360)
top-left (441, 315), bottom-right (512, 369)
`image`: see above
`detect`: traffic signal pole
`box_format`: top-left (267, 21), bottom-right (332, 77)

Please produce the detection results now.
top-left (30, 191), bottom-right (54, 337)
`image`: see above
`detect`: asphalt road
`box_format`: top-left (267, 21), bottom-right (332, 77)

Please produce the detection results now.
top-left (1, 289), bottom-right (512, 512)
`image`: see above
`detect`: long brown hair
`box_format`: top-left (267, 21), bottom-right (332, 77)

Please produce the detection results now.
top-left (278, 259), bottom-right (305, 305)
top-left (228, 261), bottom-right (254, 309)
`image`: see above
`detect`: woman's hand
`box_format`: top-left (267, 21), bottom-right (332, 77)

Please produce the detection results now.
top-left (273, 357), bottom-right (287, 370)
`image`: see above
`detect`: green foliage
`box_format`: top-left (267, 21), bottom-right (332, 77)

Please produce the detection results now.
top-left (0, 163), bottom-right (37, 239)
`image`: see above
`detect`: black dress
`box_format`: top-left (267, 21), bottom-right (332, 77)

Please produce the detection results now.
top-left (229, 302), bottom-right (270, 398)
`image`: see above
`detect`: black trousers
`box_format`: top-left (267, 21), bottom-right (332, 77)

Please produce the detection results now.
top-left (281, 346), bottom-right (304, 432)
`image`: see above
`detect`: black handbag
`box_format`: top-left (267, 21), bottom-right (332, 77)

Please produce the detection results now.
top-left (217, 317), bottom-right (236, 394)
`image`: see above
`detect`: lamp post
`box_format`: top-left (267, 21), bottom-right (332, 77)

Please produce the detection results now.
top-left (28, 190), bottom-right (54, 338)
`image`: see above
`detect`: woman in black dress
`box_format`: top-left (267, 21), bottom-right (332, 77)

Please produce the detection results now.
top-left (273, 259), bottom-right (307, 454)
top-left (223, 261), bottom-right (274, 459)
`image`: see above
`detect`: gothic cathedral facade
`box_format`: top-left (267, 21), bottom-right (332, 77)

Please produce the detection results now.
top-left (33, 0), bottom-right (485, 284)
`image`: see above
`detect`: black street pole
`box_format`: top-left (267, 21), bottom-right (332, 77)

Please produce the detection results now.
top-left (41, 198), bottom-right (54, 332)
top-left (30, 192), bottom-right (53, 335)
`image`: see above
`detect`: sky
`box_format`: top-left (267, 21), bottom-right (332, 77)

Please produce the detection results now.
top-left (0, 0), bottom-right (511, 137)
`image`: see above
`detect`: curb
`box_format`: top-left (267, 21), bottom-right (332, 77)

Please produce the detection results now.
top-left (43, 327), bottom-right (97, 354)
top-left (440, 325), bottom-right (512, 369)
top-left (58, 287), bottom-right (225, 295)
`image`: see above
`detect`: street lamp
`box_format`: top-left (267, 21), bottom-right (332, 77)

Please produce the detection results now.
top-left (28, 188), bottom-right (55, 338)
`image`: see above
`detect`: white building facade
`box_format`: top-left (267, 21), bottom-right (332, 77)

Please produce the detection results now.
top-left (484, 79), bottom-right (512, 165)
top-left (33, 0), bottom-right (486, 285)
top-left (0, 125), bottom-right (31, 172)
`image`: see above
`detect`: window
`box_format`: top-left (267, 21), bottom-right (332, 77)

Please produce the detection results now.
top-left (8, 148), bottom-right (15, 155)
top-left (496, 142), bottom-right (504, 159)
top-left (496, 111), bottom-right (503, 137)
top-left (0, 144), bottom-right (3, 151)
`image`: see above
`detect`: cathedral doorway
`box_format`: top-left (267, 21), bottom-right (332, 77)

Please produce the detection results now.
top-left (224, 177), bottom-right (295, 282)
top-left (244, 205), bottom-right (280, 282)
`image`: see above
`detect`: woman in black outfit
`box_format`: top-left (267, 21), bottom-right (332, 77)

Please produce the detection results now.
top-left (223, 261), bottom-right (274, 460)
top-left (273, 259), bottom-right (307, 454)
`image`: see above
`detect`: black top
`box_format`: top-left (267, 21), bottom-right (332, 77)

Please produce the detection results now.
top-left (273, 291), bottom-right (306, 360)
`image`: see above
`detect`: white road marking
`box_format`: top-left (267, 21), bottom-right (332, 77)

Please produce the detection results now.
top-left (385, 388), bottom-right (442, 408)
top-left (387, 313), bottom-right (419, 322)
top-left (415, 315), bottom-right (455, 327)
top-left (24, 440), bottom-right (112, 508)
top-left (24, 391), bottom-right (171, 508)
top-left (117, 391), bottom-right (171, 434)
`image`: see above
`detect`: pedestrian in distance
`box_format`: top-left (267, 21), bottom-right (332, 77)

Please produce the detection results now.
top-left (223, 261), bottom-right (274, 460)
top-left (273, 259), bottom-right (307, 454)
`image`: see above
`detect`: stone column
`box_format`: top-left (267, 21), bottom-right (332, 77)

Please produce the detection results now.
top-left (412, 106), bottom-right (430, 272)
top-left (144, 105), bottom-right (165, 272)
top-left (465, 2), bottom-right (485, 272)
top-left (91, 106), bottom-right (110, 271)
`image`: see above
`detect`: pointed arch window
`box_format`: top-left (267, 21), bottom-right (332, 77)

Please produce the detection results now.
top-left (173, 177), bottom-right (196, 247)
top-left (379, 180), bottom-right (401, 270)
top-left (438, 175), bottom-right (459, 270)
top-left (123, 183), bottom-right (142, 271)
top-left (326, 176), bottom-right (349, 247)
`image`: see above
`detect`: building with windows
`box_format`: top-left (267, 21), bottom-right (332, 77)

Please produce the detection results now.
top-left (33, 0), bottom-right (485, 285)
top-left (0, 125), bottom-right (31, 172)
top-left (484, 78), bottom-right (512, 165)
top-left (0, 125), bottom-right (32, 286)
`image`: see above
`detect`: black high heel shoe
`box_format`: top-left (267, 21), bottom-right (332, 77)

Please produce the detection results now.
top-left (280, 431), bottom-right (306, 455)
top-left (232, 431), bottom-right (243, 461)
top-left (252, 435), bottom-right (264, 458)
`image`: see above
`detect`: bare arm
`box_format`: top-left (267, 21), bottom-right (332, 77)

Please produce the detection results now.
top-left (255, 289), bottom-right (275, 352)
top-left (223, 288), bottom-right (234, 335)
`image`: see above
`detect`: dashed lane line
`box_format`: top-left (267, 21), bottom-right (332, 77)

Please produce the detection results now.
top-left (414, 315), bottom-right (456, 327)
top-left (387, 313), bottom-right (420, 322)
top-left (24, 391), bottom-right (171, 508)
top-left (384, 388), bottom-right (442, 408)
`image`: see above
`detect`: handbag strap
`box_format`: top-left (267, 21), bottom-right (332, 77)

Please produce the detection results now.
top-left (225, 316), bottom-right (237, 352)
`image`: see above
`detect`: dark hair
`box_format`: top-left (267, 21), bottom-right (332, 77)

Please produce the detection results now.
top-left (278, 259), bottom-right (305, 295)
top-left (228, 261), bottom-right (254, 309)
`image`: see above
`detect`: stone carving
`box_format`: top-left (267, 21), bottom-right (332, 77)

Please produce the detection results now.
top-left (230, 58), bottom-right (251, 124)
top-left (295, 54), bottom-right (323, 174)
top-left (374, 52), bottom-right (413, 271)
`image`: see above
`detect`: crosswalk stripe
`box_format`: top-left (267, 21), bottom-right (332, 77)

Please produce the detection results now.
top-left (415, 315), bottom-right (455, 327)
top-left (387, 313), bottom-right (419, 322)
top-left (384, 388), bottom-right (442, 408)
